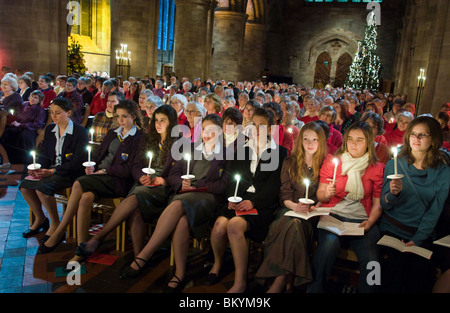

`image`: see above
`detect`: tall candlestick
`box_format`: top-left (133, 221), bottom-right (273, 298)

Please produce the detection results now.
top-left (304, 178), bottom-right (310, 200)
top-left (184, 153), bottom-right (191, 177)
top-left (332, 158), bottom-right (339, 184)
top-left (392, 147), bottom-right (398, 175)
top-left (233, 175), bottom-right (241, 199)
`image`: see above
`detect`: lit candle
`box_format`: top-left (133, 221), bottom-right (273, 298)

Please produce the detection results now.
top-left (31, 151), bottom-right (36, 168)
top-left (9, 109), bottom-right (14, 115)
top-left (147, 151), bottom-right (153, 173)
top-left (390, 118), bottom-right (394, 124)
top-left (87, 146), bottom-right (91, 164)
top-left (304, 178), bottom-right (310, 200)
top-left (332, 158), bottom-right (339, 184)
top-left (392, 147), bottom-right (398, 176)
top-left (89, 128), bottom-right (94, 142)
top-left (184, 153), bottom-right (191, 177)
top-left (233, 174), bottom-right (241, 199)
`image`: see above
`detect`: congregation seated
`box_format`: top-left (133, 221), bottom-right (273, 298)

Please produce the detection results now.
top-left (57, 77), bottom-right (85, 125)
top-left (90, 90), bottom-right (125, 143)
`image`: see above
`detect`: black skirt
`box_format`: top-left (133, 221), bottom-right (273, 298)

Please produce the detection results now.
top-left (76, 174), bottom-right (117, 201)
top-left (129, 185), bottom-right (171, 224)
top-left (19, 174), bottom-right (73, 196)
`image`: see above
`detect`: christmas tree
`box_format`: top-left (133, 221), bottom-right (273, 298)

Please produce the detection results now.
top-left (345, 19), bottom-right (381, 91)
top-left (67, 36), bottom-right (87, 75)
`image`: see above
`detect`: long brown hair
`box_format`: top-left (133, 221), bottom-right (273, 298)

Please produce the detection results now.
top-left (399, 116), bottom-right (443, 169)
top-left (288, 121), bottom-right (327, 184)
top-left (338, 121), bottom-right (378, 165)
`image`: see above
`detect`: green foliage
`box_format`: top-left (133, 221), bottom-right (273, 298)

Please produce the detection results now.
top-left (67, 36), bottom-right (86, 75)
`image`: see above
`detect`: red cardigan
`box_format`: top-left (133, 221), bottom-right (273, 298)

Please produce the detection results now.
top-left (319, 154), bottom-right (385, 217)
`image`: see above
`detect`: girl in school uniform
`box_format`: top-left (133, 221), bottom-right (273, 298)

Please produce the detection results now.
top-left (38, 99), bottom-right (145, 256)
top-left (20, 97), bottom-right (88, 240)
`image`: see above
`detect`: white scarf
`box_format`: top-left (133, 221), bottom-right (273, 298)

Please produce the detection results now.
top-left (340, 152), bottom-right (369, 201)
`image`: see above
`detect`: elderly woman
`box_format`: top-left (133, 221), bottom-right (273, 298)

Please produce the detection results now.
top-left (57, 77), bottom-right (85, 125)
top-left (280, 99), bottom-right (301, 144)
top-left (184, 101), bottom-right (206, 142)
top-left (18, 75), bottom-right (33, 102)
top-left (385, 111), bottom-right (414, 147)
top-left (170, 94), bottom-right (188, 125)
top-left (204, 93), bottom-right (222, 116)
top-left (360, 111), bottom-right (391, 164)
top-left (38, 75), bottom-right (57, 109)
top-left (1, 90), bottom-right (46, 165)
top-left (142, 95), bottom-right (163, 133)
top-left (76, 77), bottom-right (94, 106)
top-left (163, 85), bottom-right (177, 105)
top-left (223, 95), bottom-right (237, 111)
top-left (1, 74), bottom-right (24, 113)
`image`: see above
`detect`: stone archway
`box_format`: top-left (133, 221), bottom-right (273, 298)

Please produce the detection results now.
top-left (334, 52), bottom-right (353, 87)
top-left (314, 52), bottom-right (332, 88)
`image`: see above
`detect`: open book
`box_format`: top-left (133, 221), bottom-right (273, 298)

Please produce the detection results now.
top-left (284, 207), bottom-right (331, 220)
top-left (317, 215), bottom-right (364, 236)
top-left (377, 235), bottom-right (433, 259)
top-left (433, 234), bottom-right (450, 249)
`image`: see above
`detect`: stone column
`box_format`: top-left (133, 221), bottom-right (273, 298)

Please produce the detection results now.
top-left (210, 10), bottom-right (248, 81)
top-left (173, 0), bottom-right (216, 81)
top-left (242, 22), bottom-right (267, 82)
top-left (0, 0), bottom-right (67, 76)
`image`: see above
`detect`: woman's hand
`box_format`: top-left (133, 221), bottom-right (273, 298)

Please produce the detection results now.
top-left (359, 220), bottom-right (374, 232)
top-left (325, 183), bottom-right (336, 199)
top-left (389, 178), bottom-right (402, 196)
top-left (181, 179), bottom-right (194, 191)
top-left (139, 175), bottom-right (152, 186)
top-left (228, 202), bottom-right (238, 211)
top-left (236, 200), bottom-right (253, 212)
top-left (85, 166), bottom-right (95, 175)
top-left (293, 202), bottom-right (311, 213)
top-left (404, 240), bottom-right (416, 247)
top-left (152, 177), bottom-right (167, 186)
top-left (32, 168), bottom-right (54, 179)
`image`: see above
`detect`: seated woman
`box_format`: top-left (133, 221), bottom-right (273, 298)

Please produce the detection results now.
top-left (379, 116), bottom-right (450, 293)
top-left (222, 107), bottom-right (247, 152)
top-left (299, 97), bottom-right (319, 124)
top-left (57, 77), bottom-right (84, 125)
top-left (318, 105), bottom-right (343, 154)
top-left (333, 101), bottom-right (355, 135)
top-left (203, 93), bottom-right (223, 116)
top-left (184, 101), bottom-right (206, 143)
top-left (138, 89), bottom-right (154, 122)
top-left (70, 105), bottom-right (179, 260)
top-left (18, 74), bottom-right (33, 102)
top-left (19, 97), bottom-right (88, 240)
top-left (280, 99), bottom-right (300, 144)
top-left (1, 90), bottom-right (46, 164)
top-left (170, 94), bottom-right (188, 125)
top-left (263, 102), bottom-right (294, 155)
top-left (1, 74), bottom-right (23, 112)
top-left (360, 111), bottom-right (390, 164)
top-left (385, 111), bottom-right (414, 148)
top-left (208, 108), bottom-right (287, 293)
top-left (38, 99), bottom-right (145, 254)
top-left (119, 114), bottom-right (231, 294)
top-left (242, 100), bottom-right (261, 136)
top-left (142, 95), bottom-right (163, 133)
top-left (90, 91), bottom-right (125, 143)
top-left (307, 121), bottom-right (385, 293)
top-left (125, 81), bottom-right (140, 103)
top-left (255, 121), bottom-right (327, 293)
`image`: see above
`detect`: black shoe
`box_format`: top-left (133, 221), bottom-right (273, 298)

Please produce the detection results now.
top-left (23, 218), bottom-right (49, 238)
top-left (37, 233), bottom-right (66, 254)
top-left (163, 274), bottom-right (185, 293)
top-left (119, 257), bottom-right (148, 279)
top-left (39, 235), bottom-right (50, 244)
top-left (205, 272), bottom-right (221, 286)
top-left (75, 242), bottom-right (94, 258)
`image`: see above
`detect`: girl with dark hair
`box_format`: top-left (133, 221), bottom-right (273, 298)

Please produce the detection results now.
top-left (126, 81), bottom-right (140, 103)
top-left (119, 114), bottom-right (231, 294)
top-left (208, 107), bottom-right (287, 293)
top-left (308, 121), bottom-right (385, 293)
top-left (255, 121), bottom-right (327, 292)
top-left (379, 116), bottom-right (450, 293)
top-left (75, 105), bottom-right (180, 258)
top-left (38, 99), bottom-right (145, 256)
top-left (20, 97), bottom-right (88, 240)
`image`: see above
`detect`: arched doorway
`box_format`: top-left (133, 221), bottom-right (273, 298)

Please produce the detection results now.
top-left (334, 52), bottom-right (353, 88)
top-left (314, 52), bottom-right (332, 88)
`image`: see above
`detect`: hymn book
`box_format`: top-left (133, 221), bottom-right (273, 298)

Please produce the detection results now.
top-left (377, 235), bottom-right (433, 259)
top-left (284, 207), bottom-right (332, 220)
top-left (317, 215), bottom-right (364, 236)
top-left (433, 234), bottom-right (450, 249)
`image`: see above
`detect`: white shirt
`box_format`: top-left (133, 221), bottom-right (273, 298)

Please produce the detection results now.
top-left (52, 119), bottom-right (74, 166)
top-left (244, 138), bottom-right (277, 193)
top-left (114, 125), bottom-right (137, 141)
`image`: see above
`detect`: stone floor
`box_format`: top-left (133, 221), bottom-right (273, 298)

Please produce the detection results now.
top-left (0, 164), bottom-right (359, 295)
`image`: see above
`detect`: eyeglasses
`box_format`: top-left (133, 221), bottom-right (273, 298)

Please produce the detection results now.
top-left (185, 110), bottom-right (199, 115)
top-left (410, 132), bottom-right (430, 140)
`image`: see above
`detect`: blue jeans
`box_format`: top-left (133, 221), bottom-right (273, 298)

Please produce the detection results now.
top-left (307, 214), bottom-right (381, 293)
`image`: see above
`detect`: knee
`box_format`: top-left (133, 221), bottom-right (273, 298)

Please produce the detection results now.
top-left (79, 192), bottom-right (94, 206)
top-left (211, 218), bottom-right (228, 238)
top-left (227, 218), bottom-right (246, 238)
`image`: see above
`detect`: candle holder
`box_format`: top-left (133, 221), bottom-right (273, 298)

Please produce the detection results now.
top-left (228, 196), bottom-right (243, 203)
top-left (228, 174), bottom-right (242, 203)
top-left (143, 168), bottom-right (156, 175)
top-left (83, 161), bottom-right (96, 167)
top-left (27, 164), bottom-right (41, 170)
top-left (115, 44), bottom-right (131, 78)
top-left (415, 68), bottom-right (426, 117)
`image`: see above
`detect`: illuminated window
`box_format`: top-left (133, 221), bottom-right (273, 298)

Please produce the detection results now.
top-left (158, 0), bottom-right (175, 75)
top-left (71, 0), bottom-right (92, 37)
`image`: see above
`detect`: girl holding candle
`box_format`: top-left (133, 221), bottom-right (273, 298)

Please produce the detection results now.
top-left (38, 100), bottom-right (145, 254)
top-left (74, 105), bottom-right (179, 259)
top-left (379, 116), bottom-right (450, 293)
top-left (255, 121), bottom-right (327, 292)
top-left (307, 121), bottom-right (385, 293)
top-left (119, 114), bottom-right (231, 294)
top-left (208, 107), bottom-right (288, 292)
top-left (20, 97), bottom-right (88, 239)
